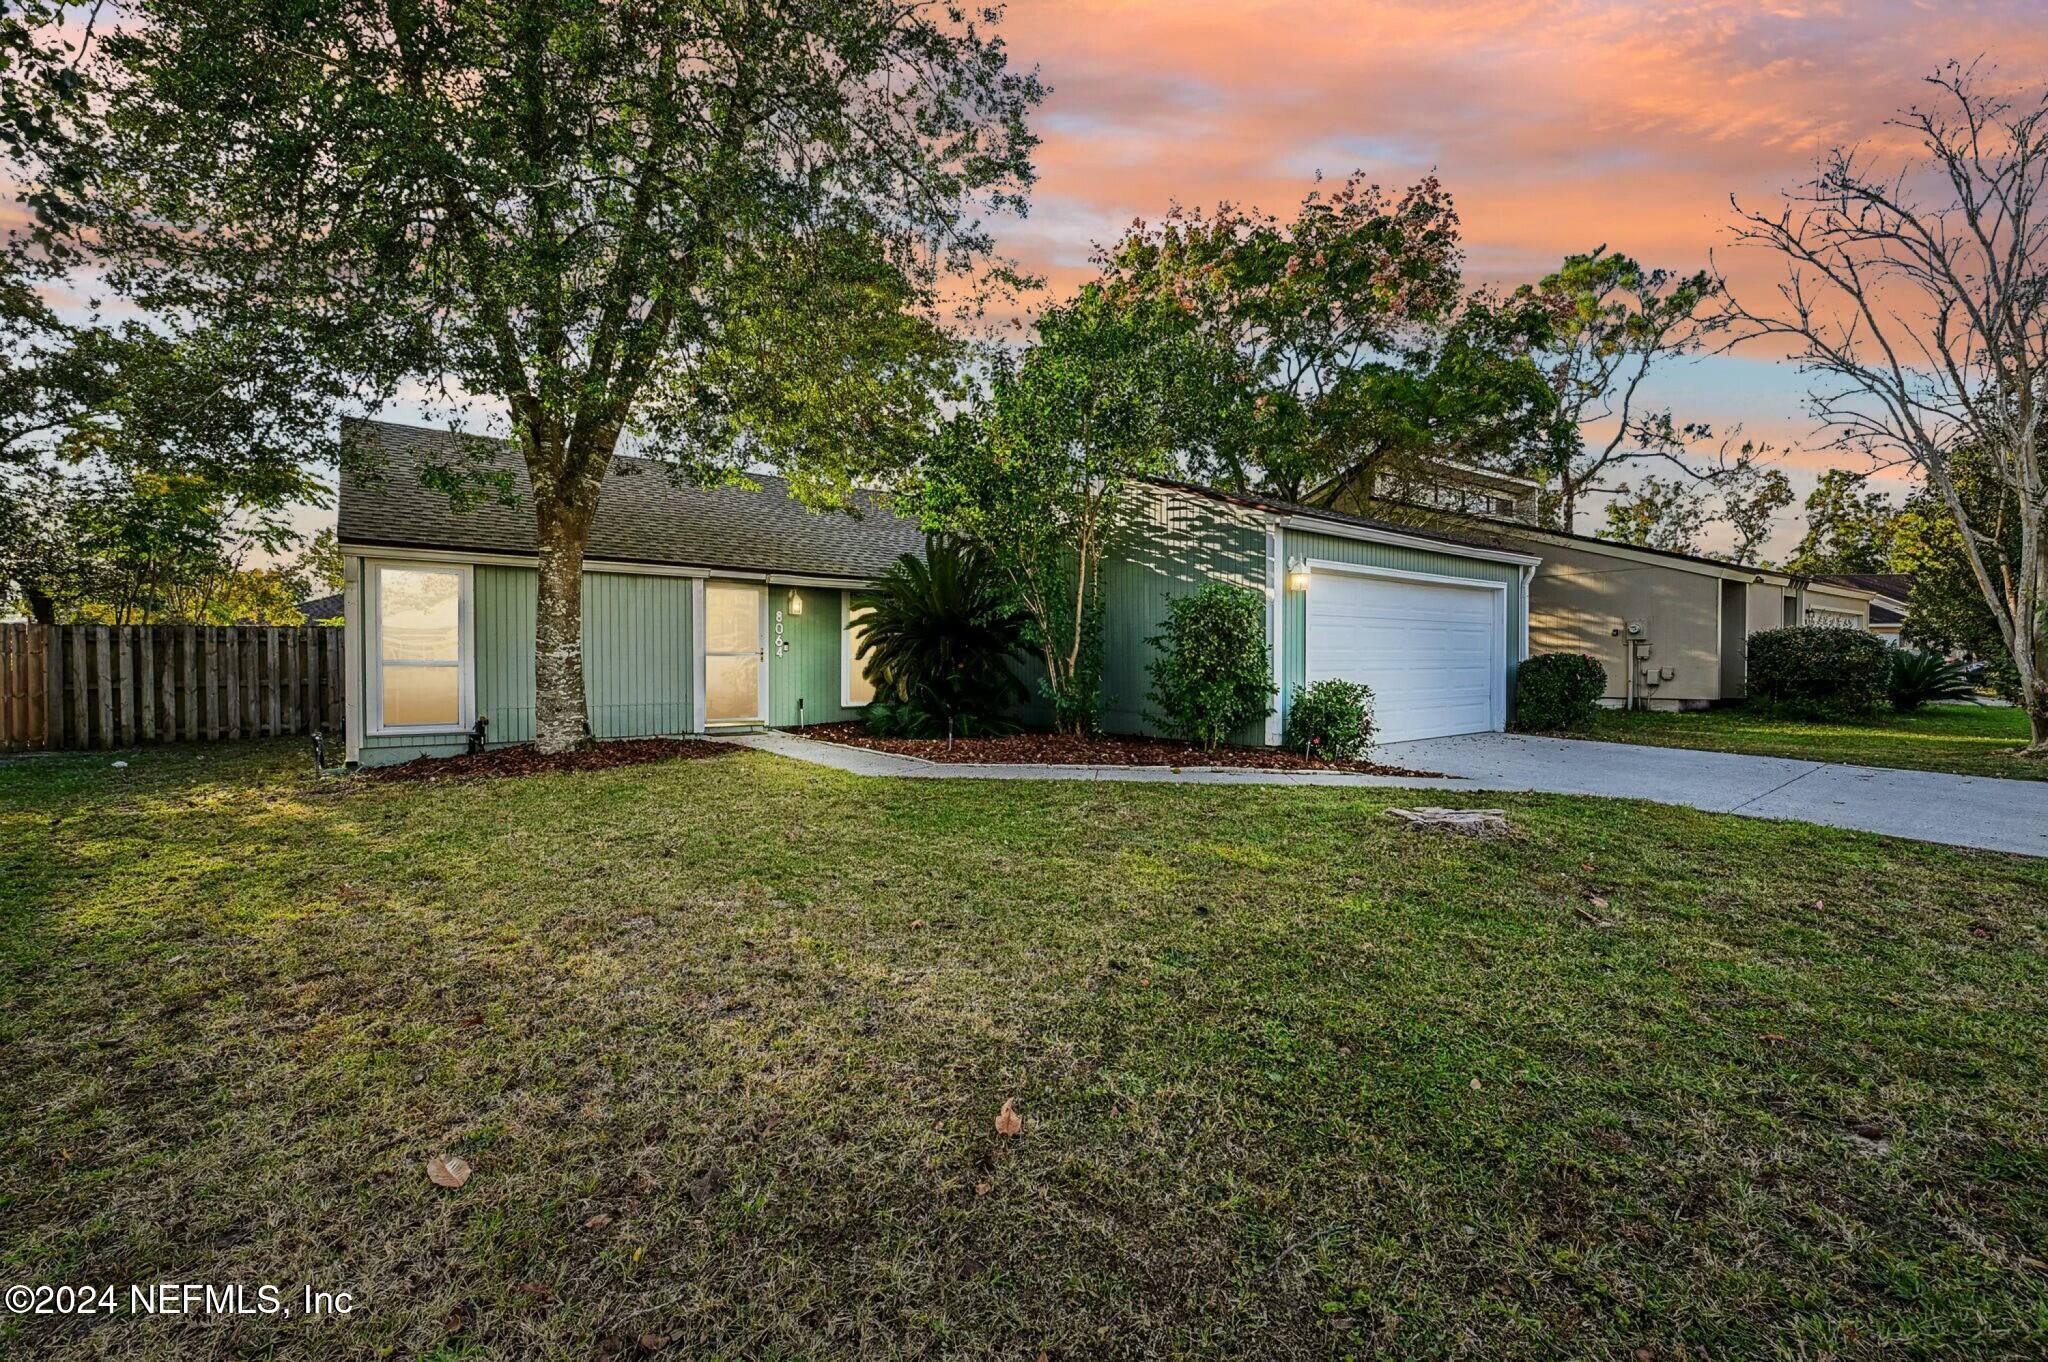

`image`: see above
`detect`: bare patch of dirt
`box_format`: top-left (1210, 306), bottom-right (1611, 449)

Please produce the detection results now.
top-left (362, 737), bottom-right (734, 783)
top-left (790, 722), bottom-right (1439, 776)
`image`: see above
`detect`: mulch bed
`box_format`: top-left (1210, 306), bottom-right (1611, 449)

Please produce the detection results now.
top-left (792, 722), bottom-right (1439, 776)
top-left (362, 737), bottom-right (734, 783)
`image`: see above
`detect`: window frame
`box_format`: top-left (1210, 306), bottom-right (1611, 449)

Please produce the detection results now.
top-left (365, 560), bottom-right (476, 736)
top-left (842, 593), bottom-right (878, 709)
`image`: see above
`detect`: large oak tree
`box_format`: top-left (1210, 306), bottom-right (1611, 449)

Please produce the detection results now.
top-left (89, 0), bottom-right (1040, 751)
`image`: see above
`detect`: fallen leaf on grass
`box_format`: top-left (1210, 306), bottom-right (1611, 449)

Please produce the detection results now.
top-left (426, 1154), bottom-right (472, 1189)
top-left (995, 1098), bottom-right (1023, 1137)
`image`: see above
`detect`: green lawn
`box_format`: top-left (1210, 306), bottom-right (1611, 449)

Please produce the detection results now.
top-left (4, 743), bottom-right (2047, 1360)
top-left (1585, 702), bottom-right (2048, 781)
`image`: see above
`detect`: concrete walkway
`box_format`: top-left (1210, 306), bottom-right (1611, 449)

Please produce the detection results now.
top-left (717, 729), bottom-right (2048, 858)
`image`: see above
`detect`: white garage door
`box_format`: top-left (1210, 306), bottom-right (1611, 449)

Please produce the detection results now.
top-left (1304, 569), bottom-right (1504, 743)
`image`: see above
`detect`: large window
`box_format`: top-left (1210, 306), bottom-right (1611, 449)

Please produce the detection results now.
top-left (843, 599), bottom-right (878, 707)
top-left (369, 563), bottom-right (471, 732)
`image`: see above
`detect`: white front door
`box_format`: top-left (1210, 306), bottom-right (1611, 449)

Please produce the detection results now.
top-left (705, 582), bottom-right (766, 724)
top-left (1304, 569), bottom-right (1505, 743)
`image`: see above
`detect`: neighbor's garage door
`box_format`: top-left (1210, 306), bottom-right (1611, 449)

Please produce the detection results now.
top-left (1304, 569), bottom-right (1504, 743)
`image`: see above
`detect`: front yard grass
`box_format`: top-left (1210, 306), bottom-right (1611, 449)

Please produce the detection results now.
top-left (4, 742), bottom-right (2046, 1359)
top-left (1585, 701), bottom-right (2047, 781)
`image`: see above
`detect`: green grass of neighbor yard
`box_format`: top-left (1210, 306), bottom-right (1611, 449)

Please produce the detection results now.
top-left (3, 742), bottom-right (2047, 1360)
top-left (1585, 702), bottom-right (2048, 781)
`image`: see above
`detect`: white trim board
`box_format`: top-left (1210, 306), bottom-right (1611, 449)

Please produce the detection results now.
top-left (1274, 514), bottom-right (1542, 568)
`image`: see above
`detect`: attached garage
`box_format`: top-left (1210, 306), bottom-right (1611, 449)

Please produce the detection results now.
top-left (1303, 565), bottom-right (1507, 743)
top-left (1273, 515), bottom-right (1538, 747)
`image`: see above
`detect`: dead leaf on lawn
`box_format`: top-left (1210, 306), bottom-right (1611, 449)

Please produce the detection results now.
top-left (426, 1154), bottom-right (472, 1190)
top-left (995, 1098), bottom-right (1023, 1137)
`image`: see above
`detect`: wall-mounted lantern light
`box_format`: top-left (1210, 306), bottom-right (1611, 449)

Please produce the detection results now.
top-left (1286, 556), bottom-right (1311, 591)
top-left (786, 588), bottom-right (804, 616)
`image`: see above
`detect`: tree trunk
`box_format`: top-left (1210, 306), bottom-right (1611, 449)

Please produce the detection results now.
top-left (533, 489), bottom-right (597, 754)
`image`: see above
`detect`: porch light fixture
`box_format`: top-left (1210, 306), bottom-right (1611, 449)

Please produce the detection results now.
top-left (1287, 556), bottom-right (1311, 590)
top-left (786, 588), bottom-right (804, 616)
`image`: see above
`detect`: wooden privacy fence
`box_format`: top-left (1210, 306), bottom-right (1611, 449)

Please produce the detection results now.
top-left (0, 623), bottom-right (343, 751)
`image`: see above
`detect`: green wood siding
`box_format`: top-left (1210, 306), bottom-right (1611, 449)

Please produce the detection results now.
top-left (769, 586), bottom-right (867, 728)
top-left (1097, 485), bottom-right (1269, 736)
top-left (356, 563), bottom-right (693, 765)
top-left (1276, 528), bottom-right (1527, 731)
top-left (583, 572), bottom-right (694, 739)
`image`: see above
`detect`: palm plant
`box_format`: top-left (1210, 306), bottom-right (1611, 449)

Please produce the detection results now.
top-left (1887, 648), bottom-right (1976, 711)
top-left (852, 540), bottom-right (1027, 735)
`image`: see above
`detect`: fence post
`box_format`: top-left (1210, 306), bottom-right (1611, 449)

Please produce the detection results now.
top-left (93, 627), bottom-right (112, 749)
top-left (39, 625), bottom-right (56, 748)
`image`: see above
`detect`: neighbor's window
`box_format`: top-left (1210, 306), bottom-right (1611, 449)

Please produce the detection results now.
top-left (844, 601), bottom-right (878, 707)
top-left (373, 563), bottom-right (469, 730)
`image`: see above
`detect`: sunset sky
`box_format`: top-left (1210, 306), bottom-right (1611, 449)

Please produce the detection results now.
top-left (976, 0), bottom-right (2048, 549)
top-left (22, 2), bottom-right (2048, 556)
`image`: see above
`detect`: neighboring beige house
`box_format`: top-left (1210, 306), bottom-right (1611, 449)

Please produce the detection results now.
top-left (1812, 572), bottom-right (1911, 645)
top-left (1319, 461), bottom-right (1880, 709)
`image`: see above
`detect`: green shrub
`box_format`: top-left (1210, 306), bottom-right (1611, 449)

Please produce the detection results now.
top-left (861, 697), bottom-right (1017, 739)
top-left (1887, 648), bottom-right (1975, 711)
top-left (1513, 653), bottom-right (1608, 731)
top-left (853, 540), bottom-right (1027, 735)
top-left (1282, 679), bottom-right (1375, 761)
top-left (1145, 583), bottom-right (1274, 749)
top-left (1746, 626), bottom-right (1891, 717)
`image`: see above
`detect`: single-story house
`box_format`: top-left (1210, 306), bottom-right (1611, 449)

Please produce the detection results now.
top-left (1812, 572), bottom-right (1911, 645)
top-left (334, 420), bottom-right (1541, 766)
top-left (1317, 462), bottom-right (1881, 709)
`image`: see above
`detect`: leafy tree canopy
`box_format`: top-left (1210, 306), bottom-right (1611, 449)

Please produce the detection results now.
top-left (1787, 469), bottom-right (1898, 576)
top-left (1089, 174), bottom-right (1469, 501)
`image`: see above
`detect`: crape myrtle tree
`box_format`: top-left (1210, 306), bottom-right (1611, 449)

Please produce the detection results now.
top-left (918, 288), bottom-right (1197, 733)
top-left (89, 0), bottom-right (1041, 752)
top-left (1724, 64), bottom-right (2048, 753)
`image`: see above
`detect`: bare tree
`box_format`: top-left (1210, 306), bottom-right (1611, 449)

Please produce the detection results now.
top-left (1723, 63), bottom-right (2048, 754)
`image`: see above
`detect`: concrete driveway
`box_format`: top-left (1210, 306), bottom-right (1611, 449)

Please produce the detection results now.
top-left (721, 730), bottom-right (2048, 858)
top-left (1379, 732), bottom-right (2048, 858)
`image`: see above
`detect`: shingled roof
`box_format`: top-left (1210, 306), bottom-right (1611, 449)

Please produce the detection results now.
top-left (336, 419), bottom-right (925, 580)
